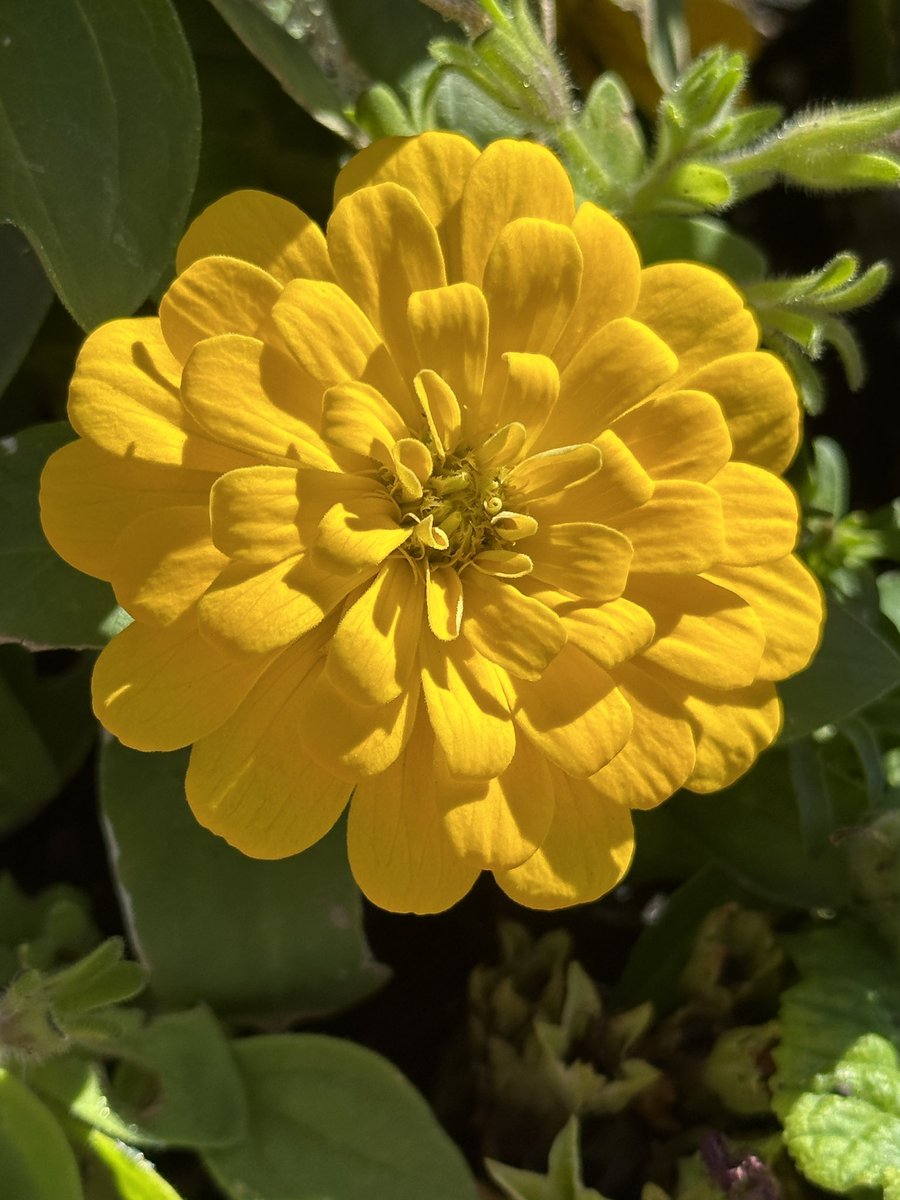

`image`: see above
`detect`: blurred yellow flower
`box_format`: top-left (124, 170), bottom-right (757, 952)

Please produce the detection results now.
top-left (559, 0), bottom-right (761, 112)
top-left (40, 132), bottom-right (821, 913)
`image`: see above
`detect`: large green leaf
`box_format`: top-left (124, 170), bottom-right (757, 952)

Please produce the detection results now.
top-left (203, 1035), bottom-right (478, 1200)
top-left (100, 742), bottom-right (388, 1021)
top-left (0, 423), bottom-right (128, 648)
top-left (779, 594), bottom-right (900, 740)
top-left (0, 225), bottom-right (53, 398)
top-left (774, 922), bottom-right (900, 1198)
top-left (0, 1069), bottom-right (82, 1200)
top-left (0, 0), bottom-right (200, 329)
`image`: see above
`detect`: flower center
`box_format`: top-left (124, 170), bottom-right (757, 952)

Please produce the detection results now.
top-left (397, 450), bottom-right (509, 566)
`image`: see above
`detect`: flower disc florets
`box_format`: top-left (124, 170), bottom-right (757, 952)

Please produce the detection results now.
top-left (40, 132), bottom-right (823, 914)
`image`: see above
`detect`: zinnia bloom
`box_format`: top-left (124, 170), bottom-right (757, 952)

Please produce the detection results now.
top-left (40, 133), bottom-right (822, 913)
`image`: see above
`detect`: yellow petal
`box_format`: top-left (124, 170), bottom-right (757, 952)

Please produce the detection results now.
top-left (473, 421), bottom-right (528, 469)
top-left (426, 564), bottom-right (463, 641)
top-left (68, 318), bottom-right (246, 473)
top-left (327, 182), bottom-right (446, 375)
top-left (272, 278), bottom-right (412, 424)
top-left (509, 642), bottom-right (633, 777)
top-left (185, 628), bottom-right (350, 858)
top-left (435, 735), bottom-right (554, 870)
top-left (176, 189), bottom-right (333, 284)
top-left (470, 549), bottom-right (535, 578)
top-left (414, 369), bottom-right (462, 456)
top-left (482, 219), bottom-right (583, 367)
top-left (180, 335), bottom-right (337, 469)
top-left (313, 494), bottom-right (409, 574)
top-left (391, 438), bottom-right (433, 499)
top-left (616, 479), bottom-right (724, 573)
top-left (209, 466), bottom-right (302, 564)
top-left (507, 443), bottom-right (603, 502)
top-left (554, 202), bottom-right (641, 367)
top-left (321, 380), bottom-right (409, 467)
top-left (710, 462), bottom-right (800, 566)
top-left (528, 587), bottom-right (654, 668)
top-left (421, 629), bottom-right (515, 777)
top-left (348, 715), bottom-right (480, 914)
top-left (327, 558), bottom-right (423, 704)
top-left (298, 662), bottom-right (418, 779)
top-left (489, 352), bottom-right (559, 452)
top-left (93, 617), bottom-right (272, 751)
top-left (685, 351), bottom-right (800, 473)
top-left (634, 262), bottom-right (759, 389)
top-left (536, 318), bottom-right (677, 450)
top-left (628, 574), bottom-right (765, 688)
top-left (334, 131), bottom-right (479, 278)
top-left (704, 555), bottom-right (824, 682)
top-left (407, 283), bottom-right (489, 412)
top-left (198, 555), bottom-right (369, 656)
top-left (685, 679), bottom-right (782, 792)
top-left (462, 573), bottom-right (565, 680)
top-left (612, 388), bottom-right (732, 482)
top-left (111, 506), bottom-right (225, 626)
top-left (159, 257), bottom-right (282, 364)
top-left (494, 772), bottom-right (634, 909)
top-left (532, 430), bottom-right (653, 527)
top-left (592, 660), bottom-right (696, 809)
top-left (459, 139), bottom-right (576, 285)
top-left (39, 440), bottom-right (214, 581)
top-left (528, 521), bottom-right (633, 601)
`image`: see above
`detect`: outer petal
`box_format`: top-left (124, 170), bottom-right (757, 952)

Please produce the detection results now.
top-left (593, 661), bottom-right (696, 810)
top-left (616, 479), bottom-right (725, 573)
top-left (459, 140), bottom-right (576, 285)
top-left (210, 466), bottom-right (303, 564)
top-left (185, 629), bottom-right (350, 859)
top-left (180, 335), bottom-right (337, 470)
top-left (528, 521), bottom-right (633, 601)
top-left (111, 506), bottom-right (226, 627)
top-left (536, 318), bottom-right (677, 450)
top-left (709, 462), bottom-right (800, 566)
top-left (489, 352), bottom-right (559, 451)
top-left (554, 202), bottom-right (641, 367)
top-left (333, 131), bottom-right (479, 277)
top-left (348, 714), bottom-right (480, 914)
top-left (685, 351), bottom-right (800, 473)
top-left (426, 564), bottom-right (463, 641)
top-left (321, 381), bottom-right (409, 467)
top-left (434, 735), bottom-right (555, 870)
top-left (420, 629), bottom-right (515, 778)
top-left (611, 389), bottom-right (732, 482)
top-left (704, 555), bottom-right (824, 681)
top-left (494, 772), bottom-right (634, 909)
top-left (509, 642), bottom-right (633, 778)
top-left (40, 440), bottom-right (215, 580)
top-left (176, 189), bottom-right (333, 284)
top-left (93, 618), bottom-right (272, 751)
top-left (628, 575), bottom-right (765, 689)
top-left (633, 262), bottom-right (759, 389)
top-left (522, 587), bottom-right (654, 669)
top-left (461, 572), bottom-right (566, 681)
top-left (326, 558), bottom-right (424, 705)
top-left (407, 283), bottom-right (489, 413)
top-left (159, 257), bottom-right (282, 364)
top-left (68, 318), bottom-right (246, 473)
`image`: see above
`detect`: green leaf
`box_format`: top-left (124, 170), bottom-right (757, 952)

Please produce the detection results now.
top-left (806, 436), bottom-right (850, 518)
top-left (0, 1068), bottom-right (82, 1200)
top-left (431, 70), bottom-right (528, 145)
top-left (0, 876), bottom-right (98, 988)
top-left (780, 593), bottom-right (900, 740)
top-left (0, 0), bottom-right (200, 330)
top-left (0, 226), bottom-right (53, 398)
top-left (0, 423), bottom-right (128, 648)
top-left (575, 73), bottom-right (645, 190)
top-left (49, 939), bottom-right (145, 1018)
top-left (70, 1122), bottom-right (184, 1200)
top-left (634, 214), bottom-right (766, 282)
top-left (100, 742), bottom-right (388, 1022)
top-left (207, 0), bottom-right (359, 141)
top-left (774, 922), bottom-right (900, 1196)
top-left (487, 1117), bottom-right (607, 1200)
top-left (203, 1034), bottom-right (478, 1200)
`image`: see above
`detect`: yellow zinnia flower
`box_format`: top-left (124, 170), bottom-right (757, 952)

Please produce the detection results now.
top-left (40, 133), bottom-right (822, 913)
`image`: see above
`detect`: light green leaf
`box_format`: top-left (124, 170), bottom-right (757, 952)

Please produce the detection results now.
top-left (100, 742), bottom-right (388, 1022)
top-left (74, 1123), bottom-right (184, 1200)
top-left (0, 0), bottom-right (200, 330)
top-left (0, 423), bottom-right (128, 649)
top-left (487, 1116), bottom-right (607, 1200)
top-left (0, 1069), bottom-right (82, 1200)
top-left (203, 1035), bottom-right (478, 1200)
top-left (779, 593), bottom-right (900, 740)
top-left (0, 225), bottom-right (53, 397)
